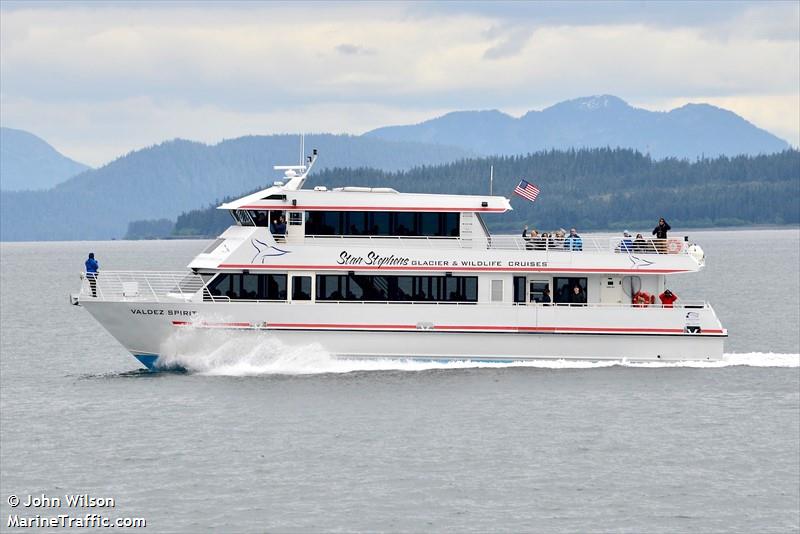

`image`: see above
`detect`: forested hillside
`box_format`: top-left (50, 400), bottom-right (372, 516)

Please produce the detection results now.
top-left (157, 148), bottom-right (799, 238)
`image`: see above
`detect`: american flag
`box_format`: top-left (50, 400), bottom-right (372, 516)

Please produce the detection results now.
top-left (513, 179), bottom-right (540, 202)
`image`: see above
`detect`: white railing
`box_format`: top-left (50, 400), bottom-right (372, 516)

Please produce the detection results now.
top-left (80, 271), bottom-right (205, 302)
top-left (302, 234), bottom-right (687, 255)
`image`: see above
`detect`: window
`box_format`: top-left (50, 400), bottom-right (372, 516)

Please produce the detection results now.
top-left (304, 211), bottom-right (461, 237)
top-left (238, 210), bottom-right (254, 226)
top-left (528, 280), bottom-right (551, 303)
top-left (513, 276), bottom-right (526, 303)
top-left (248, 211), bottom-right (270, 227)
top-left (315, 274), bottom-right (477, 302)
top-left (292, 276), bottom-right (312, 300)
top-left (230, 210), bottom-right (254, 226)
top-left (553, 277), bottom-right (587, 305)
top-left (206, 273), bottom-right (287, 301)
top-left (491, 280), bottom-right (503, 302)
top-left (288, 211), bottom-right (304, 226)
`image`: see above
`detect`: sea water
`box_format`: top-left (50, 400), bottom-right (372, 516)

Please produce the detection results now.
top-left (0, 229), bottom-right (798, 532)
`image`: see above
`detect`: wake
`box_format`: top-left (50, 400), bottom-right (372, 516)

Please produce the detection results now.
top-left (155, 329), bottom-right (799, 376)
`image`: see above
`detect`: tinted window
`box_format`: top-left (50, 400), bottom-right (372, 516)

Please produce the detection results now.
top-left (513, 276), bottom-right (526, 303)
top-left (369, 212), bottom-right (391, 235)
top-left (249, 211), bottom-right (270, 227)
top-left (292, 276), bottom-right (312, 300)
top-left (554, 277), bottom-right (587, 304)
top-left (395, 212), bottom-right (417, 236)
top-left (315, 274), bottom-right (476, 302)
top-left (345, 212), bottom-right (368, 235)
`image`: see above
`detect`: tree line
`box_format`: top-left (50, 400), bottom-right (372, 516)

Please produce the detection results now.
top-left (125, 147), bottom-right (800, 239)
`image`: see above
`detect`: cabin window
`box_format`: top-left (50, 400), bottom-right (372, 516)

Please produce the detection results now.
top-left (370, 212), bottom-right (391, 235)
top-left (249, 211), bottom-right (270, 227)
top-left (304, 211), bottom-right (460, 237)
top-left (206, 273), bottom-right (287, 301)
top-left (528, 280), bottom-right (551, 303)
top-left (513, 276), bottom-right (526, 303)
top-left (491, 280), bottom-right (503, 302)
top-left (315, 274), bottom-right (477, 302)
top-left (236, 210), bottom-right (254, 226)
top-left (395, 212), bottom-right (417, 236)
top-left (288, 211), bottom-right (303, 226)
top-left (292, 276), bottom-right (312, 301)
top-left (553, 277), bottom-right (588, 305)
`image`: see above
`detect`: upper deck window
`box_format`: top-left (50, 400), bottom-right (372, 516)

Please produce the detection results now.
top-left (305, 211), bottom-right (459, 237)
top-left (230, 210), bottom-right (254, 226)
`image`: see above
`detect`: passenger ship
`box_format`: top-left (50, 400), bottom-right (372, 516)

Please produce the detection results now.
top-left (73, 150), bottom-right (727, 370)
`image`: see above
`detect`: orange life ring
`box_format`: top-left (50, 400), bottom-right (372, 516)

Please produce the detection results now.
top-left (633, 291), bottom-right (651, 307)
top-left (666, 239), bottom-right (682, 254)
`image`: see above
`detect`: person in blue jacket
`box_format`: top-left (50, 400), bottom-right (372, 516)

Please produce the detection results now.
top-left (617, 230), bottom-right (634, 253)
top-left (564, 228), bottom-right (583, 251)
top-left (85, 252), bottom-right (99, 297)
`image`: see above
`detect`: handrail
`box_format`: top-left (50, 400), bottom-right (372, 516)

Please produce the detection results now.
top-left (302, 234), bottom-right (688, 255)
top-left (79, 270), bottom-right (207, 303)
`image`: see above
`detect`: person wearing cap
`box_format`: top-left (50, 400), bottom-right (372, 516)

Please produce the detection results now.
top-left (617, 230), bottom-right (634, 253)
top-left (564, 228), bottom-right (583, 251)
top-left (85, 252), bottom-right (99, 297)
top-left (659, 289), bottom-right (678, 308)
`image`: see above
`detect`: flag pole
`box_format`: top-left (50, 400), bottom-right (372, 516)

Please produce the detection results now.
top-left (489, 165), bottom-right (493, 196)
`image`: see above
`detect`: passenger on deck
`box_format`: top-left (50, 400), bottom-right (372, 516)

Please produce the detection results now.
top-left (568, 285), bottom-right (587, 305)
top-left (616, 231), bottom-right (634, 253)
top-left (274, 216), bottom-right (287, 235)
top-left (542, 287), bottom-right (552, 305)
top-left (538, 232), bottom-right (551, 250)
top-left (85, 252), bottom-right (99, 297)
top-left (652, 217), bottom-right (671, 253)
top-left (553, 229), bottom-right (566, 249)
top-left (522, 224), bottom-right (529, 238)
top-left (524, 227), bottom-right (537, 250)
top-left (659, 289), bottom-right (678, 308)
top-left (633, 233), bottom-right (648, 253)
top-left (564, 228), bottom-right (583, 251)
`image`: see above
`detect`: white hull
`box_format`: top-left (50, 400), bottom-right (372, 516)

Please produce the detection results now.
top-left (82, 300), bottom-right (726, 369)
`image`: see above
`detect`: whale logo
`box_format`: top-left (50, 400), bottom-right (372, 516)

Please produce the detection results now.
top-left (628, 255), bottom-right (654, 268)
top-left (251, 238), bottom-right (291, 263)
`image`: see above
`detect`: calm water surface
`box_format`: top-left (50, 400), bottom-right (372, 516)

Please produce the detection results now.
top-left (1, 229), bottom-right (798, 533)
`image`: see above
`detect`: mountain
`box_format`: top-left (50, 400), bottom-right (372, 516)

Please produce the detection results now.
top-left (0, 127), bottom-right (91, 191)
top-left (0, 134), bottom-right (471, 241)
top-left (364, 95), bottom-right (791, 160)
top-left (166, 148), bottom-right (800, 238)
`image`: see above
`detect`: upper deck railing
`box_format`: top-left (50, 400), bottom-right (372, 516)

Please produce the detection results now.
top-left (301, 234), bottom-right (688, 255)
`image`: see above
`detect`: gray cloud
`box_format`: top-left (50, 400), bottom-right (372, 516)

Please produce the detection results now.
top-left (1, 1), bottom-right (796, 163)
top-left (335, 43), bottom-right (374, 56)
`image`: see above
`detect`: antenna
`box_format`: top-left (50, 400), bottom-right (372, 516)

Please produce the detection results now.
top-left (300, 134), bottom-right (305, 167)
top-left (489, 165), bottom-right (494, 196)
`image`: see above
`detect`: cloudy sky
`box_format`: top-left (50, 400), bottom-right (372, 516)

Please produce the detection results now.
top-left (1, 0), bottom-right (798, 166)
